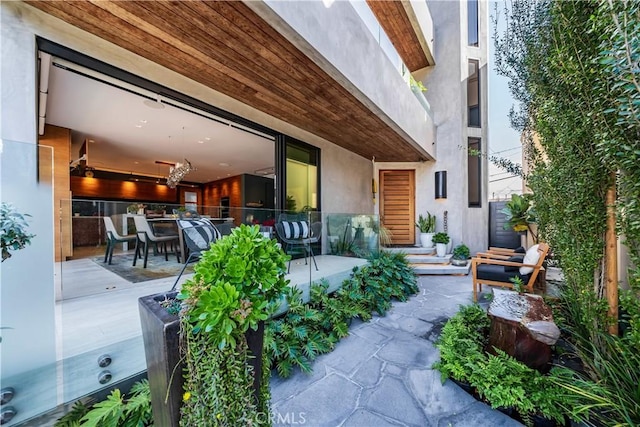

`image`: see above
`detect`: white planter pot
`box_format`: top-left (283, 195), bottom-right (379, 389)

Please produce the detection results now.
top-left (436, 243), bottom-right (447, 257)
top-left (419, 232), bottom-right (434, 248)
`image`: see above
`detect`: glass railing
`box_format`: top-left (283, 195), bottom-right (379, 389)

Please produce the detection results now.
top-left (1, 140), bottom-right (56, 426)
top-left (6, 193), bottom-right (382, 423)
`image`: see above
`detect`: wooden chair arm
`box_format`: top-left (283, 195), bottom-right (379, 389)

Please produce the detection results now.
top-left (475, 252), bottom-right (513, 260)
top-left (471, 257), bottom-right (539, 269)
top-left (487, 247), bottom-right (518, 254)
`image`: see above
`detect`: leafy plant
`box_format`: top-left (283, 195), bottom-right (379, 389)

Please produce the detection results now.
top-left (500, 194), bottom-right (536, 235)
top-left (178, 224), bottom-right (290, 425)
top-left (1, 202), bottom-right (35, 262)
top-left (452, 244), bottom-right (470, 260)
top-left (432, 232), bottom-right (450, 245)
top-left (265, 251), bottom-right (417, 378)
top-left (415, 213), bottom-right (436, 233)
top-left (433, 305), bottom-right (570, 424)
top-left (54, 380), bottom-right (152, 427)
top-left (510, 276), bottom-right (525, 294)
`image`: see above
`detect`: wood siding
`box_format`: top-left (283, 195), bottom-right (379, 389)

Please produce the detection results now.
top-left (27, 0), bottom-right (427, 162)
top-left (380, 170), bottom-right (415, 245)
top-left (39, 124), bottom-right (73, 261)
top-left (71, 176), bottom-right (179, 202)
top-left (366, 1), bottom-right (431, 72)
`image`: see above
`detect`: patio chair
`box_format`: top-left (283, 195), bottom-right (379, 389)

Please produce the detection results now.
top-left (103, 216), bottom-right (137, 264)
top-left (170, 219), bottom-right (221, 291)
top-left (275, 215), bottom-right (319, 273)
top-left (472, 242), bottom-right (549, 302)
top-left (133, 216), bottom-right (180, 268)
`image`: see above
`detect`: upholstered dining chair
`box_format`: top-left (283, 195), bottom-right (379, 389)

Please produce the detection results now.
top-left (103, 216), bottom-right (137, 265)
top-left (132, 216), bottom-right (180, 268)
top-left (170, 219), bottom-right (221, 291)
top-left (275, 214), bottom-right (319, 273)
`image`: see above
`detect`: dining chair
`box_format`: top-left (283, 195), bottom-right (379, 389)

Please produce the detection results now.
top-left (275, 214), bottom-right (319, 273)
top-left (103, 216), bottom-right (137, 264)
top-left (170, 219), bottom-right (221, 291)
top-left (132, 216), bottom-right (180, 268)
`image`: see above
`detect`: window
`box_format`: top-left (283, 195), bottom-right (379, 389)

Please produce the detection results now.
top-left (468, 60), bottom-right (481, 127)
top-left (468, 0), bottom-right (479, 46)
top-left (468, 138), bottom-right (482, 207)
top-left (285, 141), bottom-right (320, 213)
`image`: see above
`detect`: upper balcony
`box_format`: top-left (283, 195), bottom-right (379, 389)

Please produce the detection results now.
top-left (25, 0), bottom-right (435, 162)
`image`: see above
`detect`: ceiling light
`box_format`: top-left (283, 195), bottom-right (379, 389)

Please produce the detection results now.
top-left (198, 140), bottom-right (204, 144)
top-left (219, 162), bottom-right (230, 167)
top-left (167, 159), bottom-right (196, 188)
top-left (135, 125), bottom-right (142, 128)
top-left (139, 119), bottom-right (147, 124)
top-left (205, 137), bottom-right (211, 141)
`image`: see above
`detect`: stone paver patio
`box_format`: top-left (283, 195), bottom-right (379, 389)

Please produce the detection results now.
top-left (270, 275), bottom-right (522, 427)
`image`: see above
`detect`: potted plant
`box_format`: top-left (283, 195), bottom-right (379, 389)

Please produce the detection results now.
top-left (1, 202), bottom-right (35, 262)
top-left (451, 243), bottom-right (470, 266)
top-left (415, 212), bottom-right (436, 248)
top-left (139, 225), bottom-right (289, 426)
top-left (501, 194), bottom-right (537, 239)
top-left (432, 232), bottom-right (450, 257)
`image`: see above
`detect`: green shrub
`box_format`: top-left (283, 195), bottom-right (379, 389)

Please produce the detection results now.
top-left (265, 251), bottom-right (418, 377)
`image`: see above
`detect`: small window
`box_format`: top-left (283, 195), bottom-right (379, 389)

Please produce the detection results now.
top-left (468, 60), bottom-right (481, 127)
top-left (468, 138), bottom-right (482, 207)
top-left (468, 0), bottom-right (479, 46)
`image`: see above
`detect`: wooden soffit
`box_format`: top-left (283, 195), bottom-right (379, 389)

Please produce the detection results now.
top-left (26, 0), bottom-right (429, 162)
top-left (366, 0), bottom-right (434, 72)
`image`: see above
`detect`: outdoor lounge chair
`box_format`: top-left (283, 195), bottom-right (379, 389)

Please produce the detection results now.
top-left (103, 216), bottom-right (137, 264)
top-left (472, 242), bottom-right (549, 302)
top-left (170, 219), bottom-right (221, 291)
top-left (133, 216), bottom-right (180, 268)
top-left (275, 214), bottom-right (320, 273)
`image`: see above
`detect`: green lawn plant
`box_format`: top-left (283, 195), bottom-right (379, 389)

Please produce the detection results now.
top-left (492, 1), bottom-right (640, 423)
top-left (265, 251), bottom-right (417, 378)
top-left (178, 224), bottom-right (289, 426)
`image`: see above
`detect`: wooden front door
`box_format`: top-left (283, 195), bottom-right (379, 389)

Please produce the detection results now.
top-left (380, 170), bottom-right (415, 245)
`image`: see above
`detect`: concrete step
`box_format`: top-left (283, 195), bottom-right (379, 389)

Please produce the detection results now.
top-left (405, 254), bottom-right (451, 264)
top-left (384, 246), bottom-right (435, 255)
top-left (411, 262), bottom-right (471, 275)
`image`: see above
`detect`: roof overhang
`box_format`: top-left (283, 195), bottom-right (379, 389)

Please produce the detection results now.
top-left (26, 0), bottom-right (431, 162)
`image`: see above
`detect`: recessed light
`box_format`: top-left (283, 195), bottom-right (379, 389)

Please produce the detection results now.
top-left (198, 140), bottom-right (204, 144)
top-left (88, 139), bottom-right (95, 143)
top-left (139, 119), bottom-right (147, 124)
top-left (219, 162), bottom-right (230, 167)
top-left (205, 137), bottom-right (211, 141)
top-left (135, 125), bottom-right (143, 128)
top-left (134, 161), bottom-right (139, 164)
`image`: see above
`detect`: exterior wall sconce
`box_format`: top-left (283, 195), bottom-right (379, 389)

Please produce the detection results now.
top-left (435, 171), bottom-right (447, 199)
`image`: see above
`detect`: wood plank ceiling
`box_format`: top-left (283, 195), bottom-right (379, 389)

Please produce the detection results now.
top-left (366, 0), bottom-right (432, 72)
top-left (26, 0), bottom-right (429, 162)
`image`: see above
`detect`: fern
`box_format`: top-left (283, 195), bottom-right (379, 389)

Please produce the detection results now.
top-left (80, 390), bottom-right (124, 427)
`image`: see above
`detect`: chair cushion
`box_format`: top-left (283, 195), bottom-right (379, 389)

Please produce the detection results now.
top-left (477, 263), bottom-right (531, 284)
top-left (504, 255), bottom-right (524, 272)
top-left (520, 244), bottom-right (541, 275)
top-left (514, 246), bottom-right (526, 253)
top-left (281, 220), bottom-right (310, 239)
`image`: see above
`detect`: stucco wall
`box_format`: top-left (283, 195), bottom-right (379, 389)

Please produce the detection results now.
top-left (1, 3), bottom-right (57, 423)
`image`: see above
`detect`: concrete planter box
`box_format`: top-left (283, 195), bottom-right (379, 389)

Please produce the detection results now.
top-left (139, 292), bottom-right (183, 427)
top-left (139, 292), bottom-right (265, 426)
